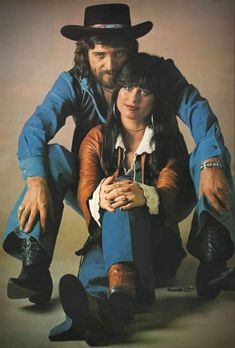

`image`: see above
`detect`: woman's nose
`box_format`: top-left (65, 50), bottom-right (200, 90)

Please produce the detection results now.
top-left (129, 89), bottom-right (141, 103)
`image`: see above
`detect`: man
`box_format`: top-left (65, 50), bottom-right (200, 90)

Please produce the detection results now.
top-left (2, 2), bottom-right (234, 311)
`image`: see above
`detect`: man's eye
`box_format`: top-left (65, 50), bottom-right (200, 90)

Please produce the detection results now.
top-left (95, 53), bottom-right (105, 58)
top-left (115, 51), bottom-right (126, 58)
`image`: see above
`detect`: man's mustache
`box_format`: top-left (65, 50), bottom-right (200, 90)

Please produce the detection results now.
top-left (100, 70), bottom-right (119, 76)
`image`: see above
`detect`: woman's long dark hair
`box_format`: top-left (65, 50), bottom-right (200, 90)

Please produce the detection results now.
top-left (101, 53), bottom-right (187, 179)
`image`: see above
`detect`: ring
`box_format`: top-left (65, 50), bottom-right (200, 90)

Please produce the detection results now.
top-left (113, 182), bottom-right (119, 188)
top-left (123, 195), bottom-right (130, 203)
top-left (122, 194), bottom-right (127, 202)
top-left (18, 206), bottom-right (23, 212)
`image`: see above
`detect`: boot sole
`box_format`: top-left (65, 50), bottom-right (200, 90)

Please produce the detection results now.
top-left (197, 267), bottom-right (235, 298)
top-left (59, 274), bottom-right (89, 329)
top-left (7, 279), bottom-right (38, 299)
top-left (209, 267), bottom-right (235, 291)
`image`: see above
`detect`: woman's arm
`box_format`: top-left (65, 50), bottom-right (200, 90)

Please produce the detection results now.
top-left (77, 127), bottom-right (105, 226)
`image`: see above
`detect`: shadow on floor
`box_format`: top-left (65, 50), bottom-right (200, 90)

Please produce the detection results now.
top-left (123, 291), bottom-right (213, 341)
top-left (19, 296), bottom-right (61, 313)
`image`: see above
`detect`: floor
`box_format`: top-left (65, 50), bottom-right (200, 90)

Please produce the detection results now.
top-left (1, 208), bottom-right (235, 348)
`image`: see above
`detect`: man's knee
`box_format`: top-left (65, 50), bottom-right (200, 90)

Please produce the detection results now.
top-left (47, 144), bottom-right (78, 185)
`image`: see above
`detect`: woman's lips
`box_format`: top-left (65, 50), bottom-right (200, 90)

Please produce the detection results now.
top-left (125, 104), bottom-right (139, 111)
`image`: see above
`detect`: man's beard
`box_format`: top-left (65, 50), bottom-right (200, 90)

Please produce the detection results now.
top-left (96, 70), bottom-right (119, 89)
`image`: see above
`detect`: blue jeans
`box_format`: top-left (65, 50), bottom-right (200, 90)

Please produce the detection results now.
top-left (2, 143), bottom-right (235, 261)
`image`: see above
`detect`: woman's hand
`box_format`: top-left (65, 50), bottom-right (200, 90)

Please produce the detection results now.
top-left (18, 176), bottom-right (54, 233)
top-left (99, 176), bottom-right (116, 212)
top-left (101, 179), bottom-right (146, 211)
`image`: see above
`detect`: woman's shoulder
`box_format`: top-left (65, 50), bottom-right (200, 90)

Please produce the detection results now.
top-left (80, 125), bottom-right (104, 150)
top-left (86, 125), bottom-right (104, 139)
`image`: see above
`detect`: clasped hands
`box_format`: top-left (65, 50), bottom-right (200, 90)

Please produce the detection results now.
top-left (99, 176), bottom-right (146, 213)
top-left (17, 161), bottom-right (232, 233)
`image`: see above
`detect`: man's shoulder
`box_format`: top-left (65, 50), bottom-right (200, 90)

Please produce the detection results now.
top-left (151, 55), bottom-right (176, 71)
top-left (56, 70), bottom-right (84, 86)
top-left (53, 70), bottom-right (92, 99)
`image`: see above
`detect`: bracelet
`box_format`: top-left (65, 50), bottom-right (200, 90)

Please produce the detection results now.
top-left (200, 161), bottom-right (223, 171)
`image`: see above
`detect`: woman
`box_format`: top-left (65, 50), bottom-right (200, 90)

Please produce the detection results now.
top-left (57, 53), bottom-right (195, 346)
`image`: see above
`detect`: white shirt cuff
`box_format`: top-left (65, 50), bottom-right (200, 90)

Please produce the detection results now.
top-left (88, 179), bottom-right (105, 227)
top-left (138, 183), bottom-right (160, 215)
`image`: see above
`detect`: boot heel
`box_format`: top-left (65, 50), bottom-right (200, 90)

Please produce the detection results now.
top-left (196, 280), bottom-right (220, 298)
top-left (7, 279), bottom-right (37, 299)
top-left (29, 288), bottom-right (53, 304)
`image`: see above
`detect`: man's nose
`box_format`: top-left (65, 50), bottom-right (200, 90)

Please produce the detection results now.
top-left (104, 54), bottom-right (116, 71)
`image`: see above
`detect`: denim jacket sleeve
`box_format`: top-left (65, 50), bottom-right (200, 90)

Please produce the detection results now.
top-left (18, 72), bottom-right (79, 180)
top-left (162, 58), bottom-right (226, 164)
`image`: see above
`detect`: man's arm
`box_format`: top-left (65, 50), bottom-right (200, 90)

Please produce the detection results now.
top-left (17, 71), bottom-right (79, 232)
top-left (18, 71), bottom-right (79, 179)
top-left (162, 58), bottom-right (231, 214)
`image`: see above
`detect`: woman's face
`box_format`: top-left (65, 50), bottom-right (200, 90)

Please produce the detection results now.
top-left (117, 85), bottom-right (155, 123)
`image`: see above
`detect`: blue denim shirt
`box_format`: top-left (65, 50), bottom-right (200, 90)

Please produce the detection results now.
top-left (18, 57), bottom-right (225, 180)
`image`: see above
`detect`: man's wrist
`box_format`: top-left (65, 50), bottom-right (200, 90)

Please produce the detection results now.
top-left (27, 176), bottom-right (47, 186)
top-left (200, 159), bottom-right (223, 171)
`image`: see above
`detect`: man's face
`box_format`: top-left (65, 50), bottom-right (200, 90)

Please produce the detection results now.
top-left (88, 44), bottom-right (128, 89)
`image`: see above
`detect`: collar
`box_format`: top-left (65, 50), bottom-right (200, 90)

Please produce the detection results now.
top-left (115, 125), bottom-right (155, 155)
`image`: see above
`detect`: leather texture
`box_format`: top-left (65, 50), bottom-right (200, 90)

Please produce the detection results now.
top-left (107, 263), bottom-right (136, 299)
top-left (7, 237), bottom-right (52, 304)
top-left (77, 125), bottom-right (195, 231)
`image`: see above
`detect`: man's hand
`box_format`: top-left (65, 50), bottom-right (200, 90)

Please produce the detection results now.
top-left (199, 164), bottom-right (231, 215)
top-left (18, 176), bottom-right (54, 233)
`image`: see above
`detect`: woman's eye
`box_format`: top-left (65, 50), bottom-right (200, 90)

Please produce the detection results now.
top-left (124, 86), bottom-right (133, 92)
top-left (140, 89), bottom-right (150, 96)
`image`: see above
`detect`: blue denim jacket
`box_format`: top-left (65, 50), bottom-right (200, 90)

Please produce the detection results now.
top-left (18, 57), bottom-right (225, 181)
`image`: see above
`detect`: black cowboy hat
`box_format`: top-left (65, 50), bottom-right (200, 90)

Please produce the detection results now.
top-left (61, 3), bottom-right (153, 41)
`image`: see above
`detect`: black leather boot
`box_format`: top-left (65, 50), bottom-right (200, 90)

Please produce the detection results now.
top-left (7, 237), bottom-right (53, 304)
top-left (58, 274), bottom-right (126, 346)
top-left (190, 215), bottom-right (234, 298)
top-left (107, 263), bottom-right (136, 328)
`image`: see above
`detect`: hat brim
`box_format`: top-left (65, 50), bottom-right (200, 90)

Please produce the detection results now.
top-left (61, 21), bottom-right (153, 41)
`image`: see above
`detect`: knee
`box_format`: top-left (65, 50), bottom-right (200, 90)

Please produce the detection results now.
top-left (47, 144), bottom-right (78, 183)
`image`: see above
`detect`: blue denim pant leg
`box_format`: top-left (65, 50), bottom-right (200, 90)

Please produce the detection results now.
top-left (79, 244), bottom-right (108, 300)
top-left (50, 201), bottom-right (157, 339)
top-left (79, 207), bottom-right (155, 299)
top-left (49, 244), bottom-right (107, 340)
top-left (77, 208), bottom-right (135, 301)
top-left (2, 144), bottom-right (80, 260)
top-left (188, 146), bottom-right (235, 248)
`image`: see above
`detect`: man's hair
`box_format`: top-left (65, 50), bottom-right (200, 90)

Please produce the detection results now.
top-left (72, 34), bottom-right (138, 80)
